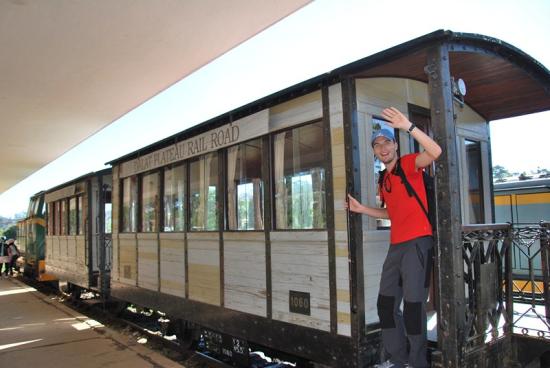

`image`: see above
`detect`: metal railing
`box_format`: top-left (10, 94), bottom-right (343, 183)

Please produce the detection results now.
top-left (511, 222), bottom-right (550, 340)
top-left (461, 223), bottom-right (512, 353)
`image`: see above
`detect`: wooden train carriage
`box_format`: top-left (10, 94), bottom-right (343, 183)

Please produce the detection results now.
top-left (107, 30), bottom-right (550, 367)
top-left (44, 169), bottom-right (112, 293)
top-left (15, 191), bottom-right (52, 280)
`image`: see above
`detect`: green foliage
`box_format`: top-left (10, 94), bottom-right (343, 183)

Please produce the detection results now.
top-left (1, 225), bottom-right (17, 239)
top-left (493, 165), bottom-right (511, 182)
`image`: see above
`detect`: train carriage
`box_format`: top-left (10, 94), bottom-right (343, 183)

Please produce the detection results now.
top-left (44, 169), bottom-right (112, 295)
top-left (14, 29), bottom-right (550, 367)
top-left (15, 191), bottom-right (54, 280)
top-left (494, 178), bottom-right (550, 299)
top-left (101, 30), bottom-right (550, 367)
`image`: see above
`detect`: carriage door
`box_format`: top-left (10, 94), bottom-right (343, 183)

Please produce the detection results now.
top-left (407, 105), bottom-right (437, 313)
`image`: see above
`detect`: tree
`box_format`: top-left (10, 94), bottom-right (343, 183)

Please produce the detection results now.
top-left (493, 165), bottom-right (512, 182)
top-left (1, 225), bottom-right (17, 240)
top-left (536, 167), bottom-right (550, 178)
top-left (519, 172), bottom-right (533, 181)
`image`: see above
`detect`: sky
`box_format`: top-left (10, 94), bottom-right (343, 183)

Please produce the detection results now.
top-left (1, 0), bottom-right (549, 218)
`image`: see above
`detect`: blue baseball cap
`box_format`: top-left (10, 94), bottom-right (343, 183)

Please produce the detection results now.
top-left (371, 128), bottom-right (395, 147)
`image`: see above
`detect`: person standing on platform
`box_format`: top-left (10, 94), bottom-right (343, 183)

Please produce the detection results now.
top-left (6, 239), bottom-right (20, 276)
top-left (0, 237), bottom-right (8, 277)
top-left (345, 107), bottom-right (442, 368)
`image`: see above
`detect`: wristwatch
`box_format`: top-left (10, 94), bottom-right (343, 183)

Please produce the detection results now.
top-left (408, 123), bottom-right (416, 133)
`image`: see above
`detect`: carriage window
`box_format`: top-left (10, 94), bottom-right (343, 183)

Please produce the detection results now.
top-left (48, 203), bottom-right (54, 235)
top-left (141, 172), bottom-right (160, 232)
top-left (190, 153), bottom-right (219, 231)
top-left (61, 199), bottom-right (68, 235)
top-left (121, 176), bottom-right (138, 232)
top-left (104, 191), bottom-right (112, 234)
top-left (77, 196), bottom-right (83, 235)
top-left (372, 118), bottom-right (394, 229)
top-left (227, 139), bottom-right (264, 230)
top-left (69, 197), bottom-right (77, 235)
top-left (164, 164), bottom-right (186, 232)
top-left (465, 139), bottom-right (485, 223)
top-left (55, 201), bottom-right (61, 235)
top-left (274, 121), bottom-right (326, 230)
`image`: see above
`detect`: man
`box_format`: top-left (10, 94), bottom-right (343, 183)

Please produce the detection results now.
top-left (346, 107), bottom-right (441, 368)
top-left (6, 239), bottom-right (20, 276)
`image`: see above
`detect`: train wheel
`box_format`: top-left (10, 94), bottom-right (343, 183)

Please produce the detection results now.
top-left (106, 301), bottom-right (129, 316)
top-left (172, 319), bottom-right (198, 351)
top-left (68, 283), bottom-right (82, 301)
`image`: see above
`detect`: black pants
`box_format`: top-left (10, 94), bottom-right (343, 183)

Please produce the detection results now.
top-left (7, 255), bottom-right (18, 275)
top-left (377, 236), bottom-right (434, 368)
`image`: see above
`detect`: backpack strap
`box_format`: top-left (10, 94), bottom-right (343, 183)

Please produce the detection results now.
top-left (393, 158), bottom-right (430, 221)
top-left (377, 168), bottom-right (387, 208)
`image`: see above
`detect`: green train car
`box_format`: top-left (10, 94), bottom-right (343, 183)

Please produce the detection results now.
top-left (16, 191), bottom-right (55, 281)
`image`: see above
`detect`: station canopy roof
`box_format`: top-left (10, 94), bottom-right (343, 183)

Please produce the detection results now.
top-left (110, 30), bottom-right (550, 164)
top-left (0, 0), bottom-right (311, 194)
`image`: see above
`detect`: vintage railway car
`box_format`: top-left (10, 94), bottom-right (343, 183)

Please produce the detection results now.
top-left (16, 191), bottom-right (55, 280)
top-left (43, 169), bottom-right (113, 295)
top-left (101, 29), bottom-right (550, 367)
top-left (494, 178), bottom-right (550, 295)
top-left (494, 178), bottom-right (550, 224)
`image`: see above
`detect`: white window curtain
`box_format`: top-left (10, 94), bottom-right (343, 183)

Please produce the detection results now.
top-left (227, 146), bottom-right (239, 230)
top-left (274, 133), bottom-right (287, 229)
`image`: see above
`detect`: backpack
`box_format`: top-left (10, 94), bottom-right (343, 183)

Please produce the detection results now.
top-left (8, 244), bottom-right (19, 257)
top-left (378, 158), bottom-right (436, 230)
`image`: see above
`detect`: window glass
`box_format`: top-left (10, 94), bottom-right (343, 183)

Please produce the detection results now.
top-left (61, 200), bottom-right (68, 235)
top-left (274, 122), bottom-right (326, 229)
top-left (190, 153), bottom-right (219, 231)
top-left (105, 202), bottom-right (112, 234)
top-left (164, 164), bottom-right (186, 232)
top-left (77, 196), bottom-right (83, 235)
top-left (372, 117), bottom-right (394, 229)
top-left (141, 172), bottom-right (160, 232)
top-left (27, 200), bottom-right (34, 218)
top-left (465, 139), bottom-right (485, 223)
top-left (227, 139), bottom-right (264, 230)
top-left (122, 176), bottom-right (138, 232)
top-left (55, 201), bottom-right (61, 235)
top-left (48, 203), bottom-right (54, 235)
top-left (69, 197), bottom-right (77, 235)
top-left (104, 190), bottom-right (112, 234)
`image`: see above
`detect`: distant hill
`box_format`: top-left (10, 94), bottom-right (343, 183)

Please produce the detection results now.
top-left (0, 212), bottom-right (26, 230)
top-left (0, 216), bottom-right (16, 229)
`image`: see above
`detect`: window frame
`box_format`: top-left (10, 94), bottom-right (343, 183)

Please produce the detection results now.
top-left (271, 119), bottom-right (328, 231)
top-left (225, 137), bottom-right (265, 232)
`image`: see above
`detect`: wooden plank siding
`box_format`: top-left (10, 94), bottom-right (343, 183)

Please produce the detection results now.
top-left (118, 233), bottom-right (137, 285)
top-left (111, 166), bottom-right (120, 281)
top-left (270, 231), bottom-right (331, 331)
top-left (329, 83), bottom-right (352, 336)
top-left (137, 233), bottom-right (159, 291)
top-left (223, 232), bottom-right (267, 317)
top-left (159, 232), bottom-right (186, 298)
top-left (187, 232), bottom-right (220, 306)
top-left (45, 234), bottom-right (88, 280)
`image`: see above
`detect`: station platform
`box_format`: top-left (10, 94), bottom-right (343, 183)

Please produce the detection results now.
top-left (0, 276), bottom-right (184, 368)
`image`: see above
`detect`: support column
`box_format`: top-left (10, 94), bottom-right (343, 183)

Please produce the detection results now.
top-left (426, 43), bottom-right (466, 368)
top-left (342, 77), bottom-right (367, 366)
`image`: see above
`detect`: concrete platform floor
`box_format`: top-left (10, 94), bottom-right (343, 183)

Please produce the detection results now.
top-left (0, 276), bottom-right (185, 368)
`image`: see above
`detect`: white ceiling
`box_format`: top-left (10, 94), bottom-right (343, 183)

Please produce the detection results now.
top-left (0, 0), bottom-right (311, 194)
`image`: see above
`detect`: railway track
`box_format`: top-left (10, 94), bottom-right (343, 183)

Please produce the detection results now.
top-left (15, 275), bottom-right (295, 368)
